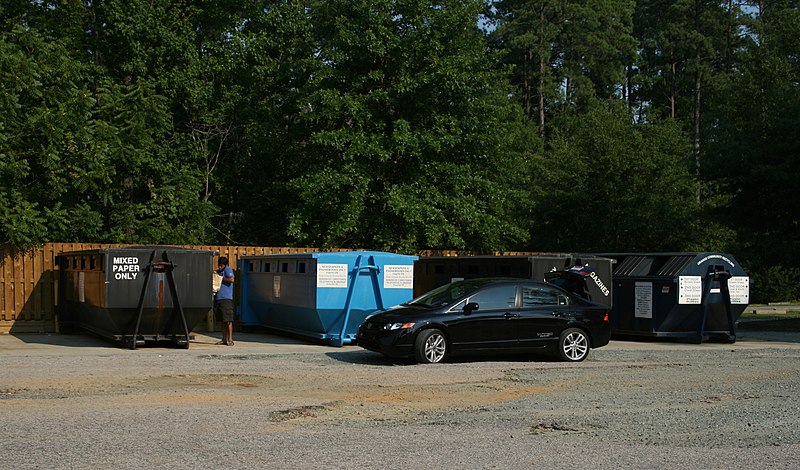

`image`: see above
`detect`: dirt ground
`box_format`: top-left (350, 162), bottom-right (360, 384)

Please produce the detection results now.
top-left (2, 327), bottom-right (800, 469)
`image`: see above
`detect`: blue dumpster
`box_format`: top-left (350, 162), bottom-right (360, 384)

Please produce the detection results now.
top-left (238, 251), bottom-right (418, 346)
top-left (602, 252), bottom-right (750, 343)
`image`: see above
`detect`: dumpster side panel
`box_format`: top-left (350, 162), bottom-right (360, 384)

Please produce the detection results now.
top-left (605, 253), bottom-right (749, 342)
top-left (239, 252), bottom-right (416, 344)
top-left (238, 261), bottom-right (319, 332)
top-left (414, 255), bottom-right (614, 309)
top-left (413, 257), bottom-right (531, 297)
top-left (60, 247), bottom-right (215, 346)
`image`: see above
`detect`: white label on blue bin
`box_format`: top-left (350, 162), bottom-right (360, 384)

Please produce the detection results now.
top-left (679, 276), bottom-right (702, 304)
top-left (318, 264), bottom-right (348, 288)
top-left (728, 277), bottom-right (750, 304)
top-left (635, 282), bottom-right (653, 318)
top-left (384, 265), bottom-right (414, 289)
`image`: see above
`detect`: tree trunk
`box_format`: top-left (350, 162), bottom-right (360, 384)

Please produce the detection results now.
top-left (694, 0), bottom-right (702, 204)
top-left (524, 47), bottom-right (532, 119)
top-left (539, 54), bottom-right (546, 136)
top-left (538, 3), bottom-right (546, 136)
top-left (670, 61), bottom-right (677, 119)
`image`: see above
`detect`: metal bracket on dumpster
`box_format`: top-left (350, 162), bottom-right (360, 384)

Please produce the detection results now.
top-left (697, 266), bottom-right (736, 343)
top-left (334, 254), bottom-right (384, 347)
top-left (130, 250), bottom-right (191, 349)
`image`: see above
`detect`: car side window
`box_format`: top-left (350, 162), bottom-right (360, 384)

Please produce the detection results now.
top-left (522, 285), bottom-right (563, 306)
top-left (468, 286), bottom-right (517, 310)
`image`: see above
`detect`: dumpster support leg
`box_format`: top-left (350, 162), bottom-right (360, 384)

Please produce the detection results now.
top-left (698, 266), bottom-right (734, 343)
top-left (335, 255), bottom-right (383, 347)
top-left (162, 251), bottom-right (191, 348)
top-left (131, 250), bottom-right (158, 349)
top-left (722, 277), bottom-right (736, 341)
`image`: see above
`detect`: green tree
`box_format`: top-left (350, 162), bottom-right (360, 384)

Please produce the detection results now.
top-left (0, 1), bottom-right (217, 248)
top-left (704, 1), bottom-right (800, 301)
top-left (632, 0), bottom-right (739, 203)
top-left (204, 1), bottom-right (322, 245)
top-left (0, 26), bottom-right (106, 247)
top-left (491, 0), bottom-right (636, 134)
top-left (529, 101), bottom-right (699, 252)
top-left (280, 0), bottom-right (534, 252)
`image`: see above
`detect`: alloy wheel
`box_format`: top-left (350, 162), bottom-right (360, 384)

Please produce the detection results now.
top-left (562, 330), bottom-right (588, 361)
top-left (424, 333), bottom-right (446, 363)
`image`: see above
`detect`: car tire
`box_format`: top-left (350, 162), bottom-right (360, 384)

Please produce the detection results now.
top-left (415, 329), bottom-right (447, 364)
top-left (558, 327), bottom-right (589, 362)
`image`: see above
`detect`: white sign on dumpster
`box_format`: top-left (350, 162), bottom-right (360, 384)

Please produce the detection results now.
top-left (679, 276), bottom-right (702, 304)
top-left (317, 264), bottom-right (348, 288)
top-left (273, 275), bottom-right (281, 298)
top-left (383, 265), bottom-right (414, 289)
top-left (111, 256), bottom-right (141, 280)
top-left (635, 282), bottom-right (653, 318)
top-left (728, 277), bottom-right (750, 304)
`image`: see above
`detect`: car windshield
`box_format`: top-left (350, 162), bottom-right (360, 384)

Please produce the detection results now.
top-left (405, 279), bottom-right (497, 308)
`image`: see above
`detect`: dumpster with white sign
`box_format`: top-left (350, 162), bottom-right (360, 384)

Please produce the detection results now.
top-left (238, 251), bottom-right (418, 346)
top-left (58, 246), bottom-right (217, 348)
top-left (601, 252), bottom-right (749, 343)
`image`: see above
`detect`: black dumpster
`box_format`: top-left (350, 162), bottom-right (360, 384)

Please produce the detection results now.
top-left (602, 253), bottom-right (750, 343)
top-left (413, 254), bottom-right (614, 309)
top-left (58, 246), bottom-right (217, 348)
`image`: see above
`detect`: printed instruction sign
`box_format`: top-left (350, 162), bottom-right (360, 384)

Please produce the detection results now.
top-left (635, 282), bottom-right (653, 319)
top-left (383, 265), bottom-right (414, 289)
top-left (679, 276), bottom-right (702, 304)
top-left (78, 272), bottom-right (85, 302)
top-left (112, 256), bottom-right (141, 280)
top-left (728, 277), bottom-right (750, 304)
top-left (317, 263), bottom-right (348, 288)
top-left (273, 276), bottom-right (281, 298)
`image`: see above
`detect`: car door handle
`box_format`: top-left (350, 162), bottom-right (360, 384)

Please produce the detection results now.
top-left (504, 312), bottom-right (520, 319)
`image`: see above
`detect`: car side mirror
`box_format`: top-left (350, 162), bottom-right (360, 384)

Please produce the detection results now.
top-left (558, 295), bottom-right (568, 306)
top-left (464, 302), bottom-right (479, 314)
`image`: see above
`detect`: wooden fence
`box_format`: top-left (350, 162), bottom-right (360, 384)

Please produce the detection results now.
top-left (0, 243), bottom-right (357, 333)
top-left (1, 243), bottom-right (504, 334)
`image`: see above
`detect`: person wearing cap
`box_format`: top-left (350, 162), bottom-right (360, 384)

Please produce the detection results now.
top-left (214, 257), bottom-right (235, 345)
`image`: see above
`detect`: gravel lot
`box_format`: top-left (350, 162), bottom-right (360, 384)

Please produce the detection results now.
top-left (1, 327), bottom-right (799, 469)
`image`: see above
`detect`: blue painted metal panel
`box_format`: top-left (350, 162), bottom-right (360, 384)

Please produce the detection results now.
top-left (239, 251), bottom-right (417, 346)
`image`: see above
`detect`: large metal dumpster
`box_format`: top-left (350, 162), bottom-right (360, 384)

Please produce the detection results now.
top-left (238, 251), bottom-right (418, 346)
top-left (58, 247), bottom-right (216, 348)
top-left (602, 252), bottom-right (750, 343)
top-left (413, 254), bottom-right (614, 309)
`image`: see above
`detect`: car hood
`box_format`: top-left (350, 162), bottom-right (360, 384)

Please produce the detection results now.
top-left (366, 304), bottom-right (440, 322)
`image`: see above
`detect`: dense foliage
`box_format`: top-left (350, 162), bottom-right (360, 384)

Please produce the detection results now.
top-left (1, 1), bottom-right (798, 301)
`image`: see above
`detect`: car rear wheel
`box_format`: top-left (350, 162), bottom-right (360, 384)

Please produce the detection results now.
top-left (415, 329), bottom-right (447, 364)
top-left (558, 327), bottom-right (589, 362)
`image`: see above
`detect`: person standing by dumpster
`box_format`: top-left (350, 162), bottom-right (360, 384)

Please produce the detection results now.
top-left (215, 257), bottom-right (235, 346)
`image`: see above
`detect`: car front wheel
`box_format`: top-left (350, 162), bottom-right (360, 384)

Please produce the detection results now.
top-left (558, 327), bottom-right (589, 362)
top-left (415, 329), bottom-right (447, 364)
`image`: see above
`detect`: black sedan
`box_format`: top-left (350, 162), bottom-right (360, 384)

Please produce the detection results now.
top-left (356, 278), bottom-right (610, 364)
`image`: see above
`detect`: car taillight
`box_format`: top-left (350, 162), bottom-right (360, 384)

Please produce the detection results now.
top-left (603, 312), bottom-right (609, 322)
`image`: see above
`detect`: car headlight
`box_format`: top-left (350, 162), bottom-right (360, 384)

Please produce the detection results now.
top-left (383, 322), bottom-right (415, 330)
